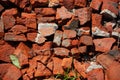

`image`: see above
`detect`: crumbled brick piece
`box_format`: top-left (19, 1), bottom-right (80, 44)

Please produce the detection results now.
top-left (74, 0), bottom-right (87, 8)
top-left (10, 25), bottom-right (27, 35)
top-left (53, 57), bottom-right (64, 75)
top-left (35, 8), bottom-right (56, 16)
top-left (34, 62), bottom-right (52, 77)
top-left (54, 47), bottom-right (70, 56)
top-left (75, 7), bottom-right (91, 25)
top-left (90, 0), bottom-right (102, 11)
top-left (79, 35), bottom-right (93, 46)
top-left (62, 57), bottom-right (73, 69)
top-left (0, 43), bottom-right (15, 62)
top-left (53, 30), bottom-right (63, 46)
top-left (63, 30), bottom-right (76, 39)
top-left (13, 42), bottom-right (30, 66)
top-left (21, 13), bottom-right (37, 29)
top-left (62, 39), bottom-right (71, 47)
top-left (4, 33), bottom-right (27, 41)
top-left (93, 38), bottom-right (116, 52)
top-left (0, 64), bottom-right (22, 80)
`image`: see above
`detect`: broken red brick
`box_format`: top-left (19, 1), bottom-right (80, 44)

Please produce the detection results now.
top-left (48, 0), bottom-right (60, 7)
top-left (2, 8), bottom-right (17, 16)
top-left (30, 0), bottom-right (48, 7)
top-left (47, 61), bottom-right (53, 71)
top-left (93, 38), bottom-right (116, 52)
top-left (32, 41), bottom-right (52, 54)
top-left (97, 54), bottom-right (115, 69)
top-left (101, 0), bottom-right (118, 18)
top-left (56, 6), bottom-right (73, 23)
top-left (53, 57), bottom-right (64, 75)
top-left (53, 30), bottom-right (63, 46)
top-left (4, 33), bottom-right (27, 41)
top-left (10, 25), bottom-right (27, 35)
top-left (27, 32), bottom-right (46, 44)
top-left (21, 13), bottom-right (36, 29)
top-left (71, 47), bottom-right (79, 55)
top-left (74, 59), bottom-right (87, 78)
top-left (78, 46), bottom-right (87, 54)
top-left (63, 0), bottom-right (74, 10)
top-left (87, 68), bottom-right (104, 80)
top-left (13, 42), bottom-right (30, 66)
top-left (79, 35), bottom-right (93, 46)
top-left (54, 47), bottom-right (70, 56)
top-left (37, 15), bottom-right (55, 23)
top-left (92, 13), bottom-right (102, 28)
top-left (62, 57), bottom-right (72, 69)
top-left (90, 0), bottom-right (102, 11)
top-left (33, 55), bottom-right (50, 64)
top-left (75, 7), bottom-right (91, 25)
top-left (35, 8), bottom-right (56, 16)
top-left (0, 63), bottom-right (22, 80)
top-left (74, 0), bottom-right (87, 8)
top-left (63, 30), bottom-right (76, 39)
top-left (34, 62), bottom-right (52, 77)
top-left (0, 43), bottom-right (15, 62)
top-left (2, 15), bottom-right (16, 30)
top-left (71, 39), bottom-right (79, 46)
top-left (0, 18), bottom-right (4, 37)
top-left (62, 39), bottom-right (71, 47)
top-left (38, 23), bottom-right (58, 37)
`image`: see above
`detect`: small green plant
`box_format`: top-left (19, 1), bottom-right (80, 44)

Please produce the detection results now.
top-left (55, 68), bottom-right (77, 80)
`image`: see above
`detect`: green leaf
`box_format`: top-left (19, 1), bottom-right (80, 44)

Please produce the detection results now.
top-left (10, 54), bottom-right (21, 68)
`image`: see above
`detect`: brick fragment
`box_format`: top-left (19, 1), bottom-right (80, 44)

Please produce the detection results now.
top-left (62, 39), bottom-right (71, 47)
top-left (62, 57), bottom-right (73, 69)
top-left (47, 61), bottom-right (53, 71)
top-left (10, 25), bottom-right (27, 35)
top-left (77, 27), bottom-right (90, 36)
top-left (35, 8), bottom-right (56, 16)
top-left (79, 35), bottom-right (93, 46)
top-left (71, 39), bottom-right (79, 46)
top-left (37, 15), bottom-right (55, 23)
top-left (0, 18), bottom-right (4, 37)
top-left (27, 32), bottom-right (46, 44)
top-left (93, 38), bottom-right (116, 52)
top-left (30, 0), bottom-right (48, 7)
top-left (74, 0), bottom-right (87, 8)
top-left (78, 46), bottom-right (87, 54)
top-left (0, 43), bottom-right (15, 62)
top-left (53, 57), bottom-right (64, 75)
top-left (4, 33), bottom-right (27, 41)
top-left (92, 13), bottom-right (102, 28)
top-left (74, 59), bottom-right (88, 78)
top-left (0, 63), bottom-right (22, 80)
top-left (53, 30), bottom-right (63, 46)
top-left (63, 0), bottom-right (74, 10)
top-left (90, 0), bottom-right (102, 11)
top-left (13, 42), bottom-right (30, 66)
top-left (101, 0), bottom-right (118, 18)
top-left (87, 68), bottom-right (104, 80)
top-left (34, 62), bottom-right (52, 77)
top-left (54, 47), bottom-right (70, 56)
top-left (71, 47), bottom-right (79, 55)
top-left (48, 0), bottom-right (60, 7)
top-left (32, 42), bottom-right (52, 55)
top-left (38, 23), bottom-right (58, 37)
top-left (75, 7), bottom-right (91, 25)
top-left (97, 54), bottom-right (120, 80)
top-left (56, 6), bottom-right (73, 23)
top-left (63, 30), bottom-right (76, 39)
top-left (21, 13), bottom-right (36, 29)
